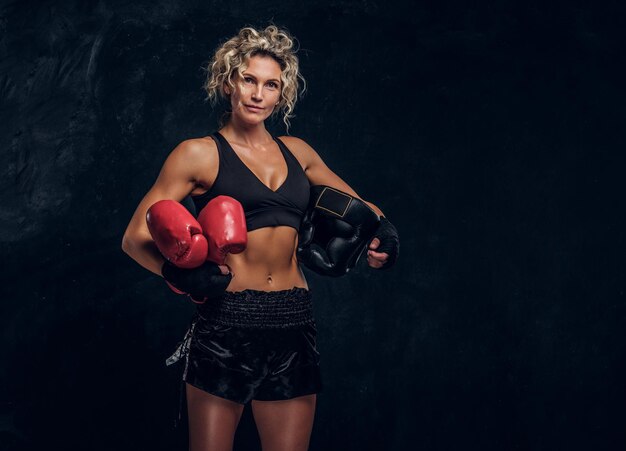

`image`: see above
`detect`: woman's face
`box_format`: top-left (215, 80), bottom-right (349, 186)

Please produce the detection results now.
top-left (226, 55), bottom-right (282, 125)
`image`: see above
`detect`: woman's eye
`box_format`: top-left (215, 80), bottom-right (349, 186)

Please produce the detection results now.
top-left (267, 82), bottom-right (278, 89)
top-left (244, 77), bottom-right (254, 83)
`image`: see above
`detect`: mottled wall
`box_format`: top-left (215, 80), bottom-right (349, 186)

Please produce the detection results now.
top-left (1, 1), bottom-right (624, 450)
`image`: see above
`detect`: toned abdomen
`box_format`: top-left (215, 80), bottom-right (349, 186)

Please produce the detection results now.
top-left (223, 226), bottom-right (308, 292)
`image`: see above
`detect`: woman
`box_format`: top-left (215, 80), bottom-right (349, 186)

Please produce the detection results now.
top-left (122, 25), bottom-right (399, 451)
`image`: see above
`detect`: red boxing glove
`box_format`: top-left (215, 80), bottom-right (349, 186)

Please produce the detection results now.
top-left (197, 195), bottom-right (248, 265)
top-left (146, 199), bottom-right (208, 270)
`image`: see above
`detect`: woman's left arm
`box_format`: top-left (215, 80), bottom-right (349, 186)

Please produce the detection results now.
top-left (281, 137), bottom-right (400, 270)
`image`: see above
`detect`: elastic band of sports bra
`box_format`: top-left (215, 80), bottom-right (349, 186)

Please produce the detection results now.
top-left (197, 287), bottom-right (315, 329)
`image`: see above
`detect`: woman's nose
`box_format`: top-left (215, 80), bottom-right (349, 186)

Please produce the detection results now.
top-left (251, 85), bottom-right (263, 100)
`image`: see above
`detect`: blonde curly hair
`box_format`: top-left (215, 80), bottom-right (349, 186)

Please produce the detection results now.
top-left (203, 25), bottom-right (306, 132)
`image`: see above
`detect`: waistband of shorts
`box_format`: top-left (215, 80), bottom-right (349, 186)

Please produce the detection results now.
top-left (196, 287), bottom-right (315, 329)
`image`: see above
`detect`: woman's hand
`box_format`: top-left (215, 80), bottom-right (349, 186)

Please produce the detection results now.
top-left (367, 237), bottom-right (389, 268)
top-left (161, 260), bottom-right (233, 303)
top-left (366, 217), bottom-right (400, 270)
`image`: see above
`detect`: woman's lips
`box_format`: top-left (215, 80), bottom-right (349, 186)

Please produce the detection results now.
top-left (245, 104), bottom-right (264, 112)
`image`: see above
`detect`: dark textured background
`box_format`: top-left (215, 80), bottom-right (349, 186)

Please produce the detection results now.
top-left (1, 1), bottom-right (624, 450)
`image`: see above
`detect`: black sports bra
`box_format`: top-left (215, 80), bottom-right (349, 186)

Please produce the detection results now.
top-left (191, 131), bottom-right (310, 232)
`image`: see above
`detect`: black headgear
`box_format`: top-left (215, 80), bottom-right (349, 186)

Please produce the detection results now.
top-left (297, 185), bottom-right (380, 277)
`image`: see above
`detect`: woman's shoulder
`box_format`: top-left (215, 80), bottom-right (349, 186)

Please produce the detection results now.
top-left (181, 135), bottom-right (218, 152)
top-left (277, 135), bottom-right (318, 157)
top-left (166, 137), bottom-right (220, 193)
top-left (277, 135), bottom-right (308, 147)
top-left (169, 136), bottom-right (218, 164)
top-left (276, 135), bottom-right (315, 169)
top-left (278, 135), bottom-right (325, 164)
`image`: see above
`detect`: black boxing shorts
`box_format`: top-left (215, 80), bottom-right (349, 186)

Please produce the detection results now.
top-left (167, 287), bottom-right (323, 408)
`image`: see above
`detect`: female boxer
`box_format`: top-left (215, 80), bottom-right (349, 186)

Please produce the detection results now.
top-left (121, 25), bottom-right (399, 451)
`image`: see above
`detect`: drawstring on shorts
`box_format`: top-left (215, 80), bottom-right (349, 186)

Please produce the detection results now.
top-left (165, 313), bottom-right (198, 428)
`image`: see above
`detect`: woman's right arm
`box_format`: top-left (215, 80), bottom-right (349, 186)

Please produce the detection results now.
top-left (121, 139), bottom-right (215, 276)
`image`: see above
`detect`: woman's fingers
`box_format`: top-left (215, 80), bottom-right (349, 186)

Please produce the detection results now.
top-left (367, 251), bottom-right (388, 268)
top-left (218, 264), bottom-right (231, 275)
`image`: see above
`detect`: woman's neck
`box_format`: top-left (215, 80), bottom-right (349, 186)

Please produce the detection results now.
top-left (220, 118), bottom-right (272, 147)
